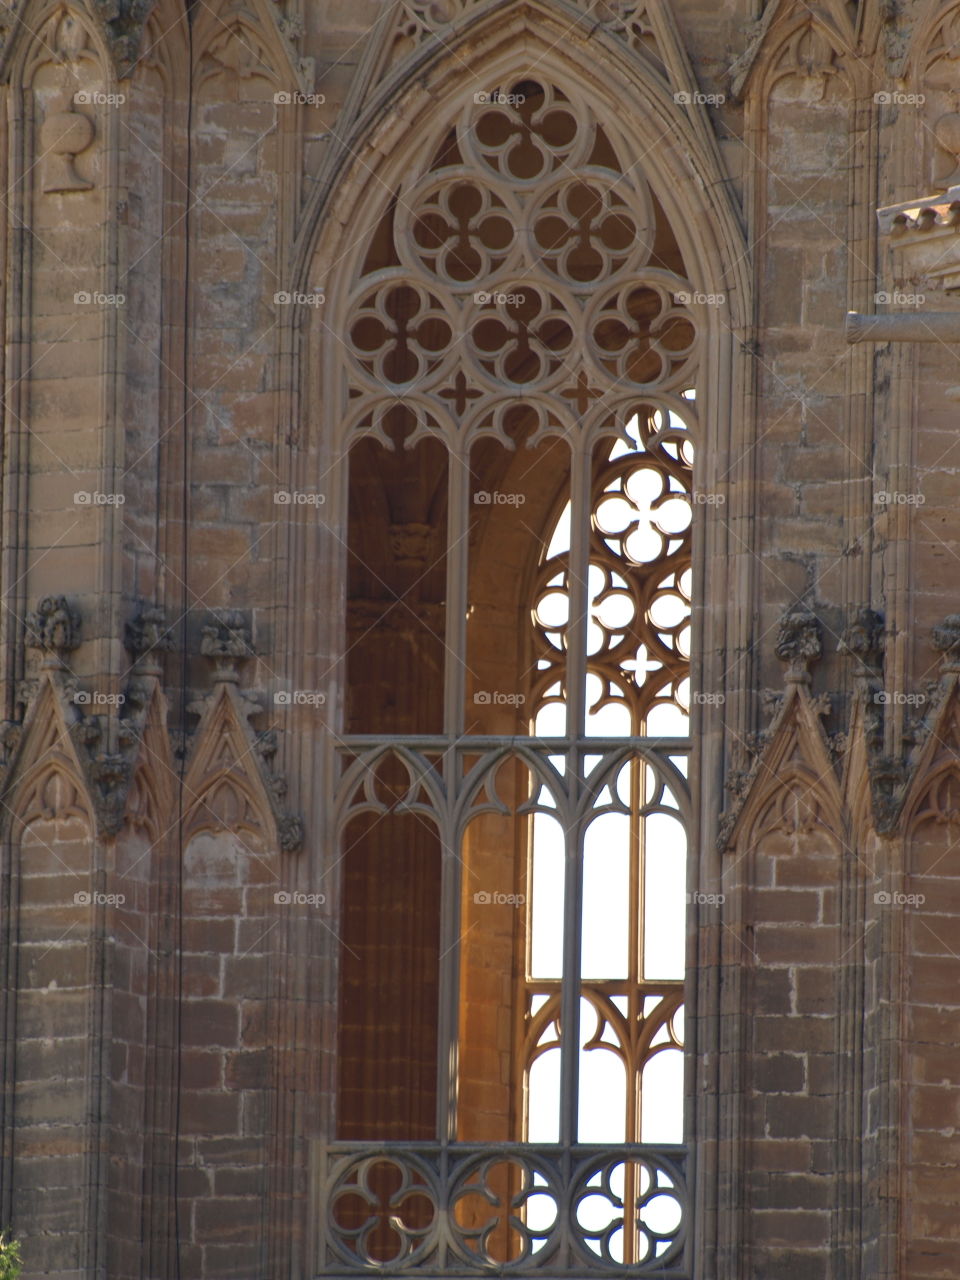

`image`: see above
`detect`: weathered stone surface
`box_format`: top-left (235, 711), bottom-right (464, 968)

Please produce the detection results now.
top-left (2, 2), bottom-right (960, 1278)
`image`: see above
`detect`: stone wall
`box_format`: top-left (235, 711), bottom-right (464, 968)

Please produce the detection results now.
top-left (1, 1), bottom-right (960, 1278)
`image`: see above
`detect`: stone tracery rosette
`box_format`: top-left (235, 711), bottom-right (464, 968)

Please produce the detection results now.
top-left (340, 80), bottom-right (699, 454)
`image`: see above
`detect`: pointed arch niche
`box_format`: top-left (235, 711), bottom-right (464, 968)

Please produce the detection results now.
top-left (301, 17), bottom-right (748, 1276)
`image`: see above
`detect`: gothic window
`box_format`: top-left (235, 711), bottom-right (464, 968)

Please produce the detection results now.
top-left (323, 77), bottom-right (697, 1276)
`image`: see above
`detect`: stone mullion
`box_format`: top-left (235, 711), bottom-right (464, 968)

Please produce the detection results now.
top-left (875, 239), bottom-right (914, 1280)
top-left (705, 59), bottom-right (770, 1280)
top-left (86, 856), bottom-right (112, 1278)
top-left (834, 84), bottom-right (877, 1280)
top-left (688, 337), bottom-right (730, 1280)
top-left (558, 445), bottom-right (591, 1146)
top-left (90, 102), bottom-right (126, 1278)
top-left (135, 58), bottom-right (189, 1280)
top-left (882, 828), bottom-right (907, 1280)
top-left (0, 829), bottom-right (22, 1233)
top-left (266, 100), bottom-right (309, 1280)
top-left (867, 82), bottom-right (914, 1280)
top-left (142, 820), bottom-right (181, 1280)
top-left (436, 452), bottom-right (469, 1143)
top-left (0, 87), bottom-right (28, 724)
top-left (162, 55), bottom-right (198, 1280)
top-left (96, 95), bottom-right (124, 709)
top-left (0, 82), bottom-right (29, 1234)
top-left (78, 87), bottom-right (123, 1272)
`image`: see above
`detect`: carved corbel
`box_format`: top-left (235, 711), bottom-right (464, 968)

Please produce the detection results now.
top-left (201, 609), bottom-right (253, 683)
top-left (25, 595), bottom-right (81, 670)
top-left (868, 755), bottom-right (908, 836)
top-left (389, 522), bottom-right (433, 569)
top-left (774, 606), bottom-right (822, 684)
top-left (839, 607), bottom-right (884, 680)
top-left (125, 603), bottom-right (174, 677)
top-left (86, 748), bottom-right (132, 836)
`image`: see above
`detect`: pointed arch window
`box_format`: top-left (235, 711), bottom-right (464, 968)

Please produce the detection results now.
top-left (319, 77), bottom-right (697, 1277)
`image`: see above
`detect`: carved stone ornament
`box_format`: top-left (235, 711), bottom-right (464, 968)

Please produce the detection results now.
top-left (774, 606), bottom-right (822, 683)
top-left (89, 0), bottom-right (155, 78)
top-left (125, 604), bottom-right (174, 674)
top-left (838, 607), bottom-right (884, 679)
top-left (374, 0), bottom-right (662, 89)
top-left (201, 610), bottom-right (252, 682)
top-left (389, 522), bottom-right (433, 569)
top-left (932, 615), bottom-right (960, 672)
top-left (869, 755), bottom-right (908, 835)
top-left (39, 14), bottom-right (96, 195)
top-left (25, 596), bottom-right (81, 668)
top-left (278, 812), bottom-right (304, 853)
top-left (87, 749), bottom-right (131, 837)
top-left (206, 19), bottom-right (272, 79)
top-left (40, 93), bottom-right (94, 194)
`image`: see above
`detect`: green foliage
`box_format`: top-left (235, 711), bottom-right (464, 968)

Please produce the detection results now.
top-left (0, 1232), bottom-right (21, 1280)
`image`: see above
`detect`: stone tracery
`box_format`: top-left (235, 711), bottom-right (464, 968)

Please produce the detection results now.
top-left (342, 79), bottom-right (697, 452)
